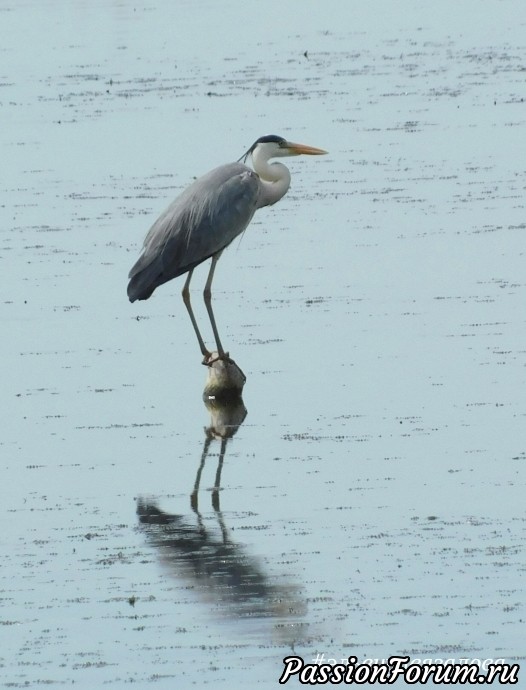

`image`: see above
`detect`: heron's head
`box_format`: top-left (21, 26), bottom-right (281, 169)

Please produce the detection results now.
top-left (240, 135), bottom-right (327, 163)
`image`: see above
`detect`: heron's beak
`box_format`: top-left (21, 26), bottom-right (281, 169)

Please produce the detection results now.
top-left (284, 141), bottom-right (328, 156)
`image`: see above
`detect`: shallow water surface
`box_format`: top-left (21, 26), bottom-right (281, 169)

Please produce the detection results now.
top-left (1, 0), bottom-right (525, 687)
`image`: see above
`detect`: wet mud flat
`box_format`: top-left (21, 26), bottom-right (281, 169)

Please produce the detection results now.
top-left (2, 0), bottom-right (526, 687)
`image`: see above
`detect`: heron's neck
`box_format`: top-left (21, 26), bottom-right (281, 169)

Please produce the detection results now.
top-left (252, 150), bottom-right (291, 208)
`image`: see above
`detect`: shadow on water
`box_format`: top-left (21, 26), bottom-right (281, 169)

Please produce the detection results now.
top-left (136, 395), bottom-right (308, 644)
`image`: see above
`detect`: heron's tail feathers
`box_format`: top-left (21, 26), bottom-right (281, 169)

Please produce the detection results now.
top-left (127, 278), bottom-right (154, 302)
top-left (127, 259), bottom-right (161, 302)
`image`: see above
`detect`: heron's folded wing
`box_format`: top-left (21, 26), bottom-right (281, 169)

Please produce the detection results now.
top-left (128, 163), bottom-right (260, 296)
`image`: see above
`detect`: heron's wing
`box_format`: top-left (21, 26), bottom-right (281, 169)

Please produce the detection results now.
top-left (128, 163), bottom-right (259, 298)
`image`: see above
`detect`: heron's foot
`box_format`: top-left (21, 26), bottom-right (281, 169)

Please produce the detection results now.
top-left (201, 351), bottom-right (213, 366)
top-left (202, 351), bottom-right (232, 367)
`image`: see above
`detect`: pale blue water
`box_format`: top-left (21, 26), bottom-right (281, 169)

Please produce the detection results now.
top-left (1, 0), bottom-right (525, 687)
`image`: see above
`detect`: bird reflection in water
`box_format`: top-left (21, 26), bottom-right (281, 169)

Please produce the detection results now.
top-left (137, 395), bottom-right (307, 643)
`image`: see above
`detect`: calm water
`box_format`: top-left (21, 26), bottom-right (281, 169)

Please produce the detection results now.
top-left (1, 0), bottom-right (525, 687)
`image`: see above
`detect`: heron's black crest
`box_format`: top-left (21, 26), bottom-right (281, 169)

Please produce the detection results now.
top-left (239, 134), bottom-right (287, 163)
top-left (254, 134), bottom-right (286, 146)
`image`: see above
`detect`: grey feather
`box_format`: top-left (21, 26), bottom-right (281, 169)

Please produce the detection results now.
top-left (128, 162), bottom-right (260, 302)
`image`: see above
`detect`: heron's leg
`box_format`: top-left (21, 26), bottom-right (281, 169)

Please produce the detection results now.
top-left (182, 269), bottom-right (211, 359)
top-left (203, 252), bottom-right (226, 359)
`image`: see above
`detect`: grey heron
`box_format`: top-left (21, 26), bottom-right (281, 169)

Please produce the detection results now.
top-left (128, 134), bottom-right (327, 362)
